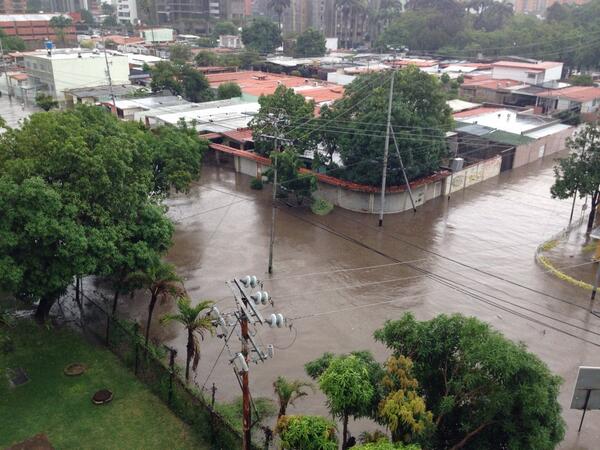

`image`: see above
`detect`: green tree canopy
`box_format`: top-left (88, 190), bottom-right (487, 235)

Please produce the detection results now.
top-left (102, 15), bottom-right (118, 28)
top-left (241, 17), bottom-right (282, 54)
top-left (0, 107), bottom-right (206, 321)
top-left (35, 93), bottom-right (58, 111)
top-left (320, 67), bottom-right (452, 186)
top-left (49, 15), bottom-right (72, 44)
top-left (354, 441), bottom-right (421, 450)
top-left (0, 30), bottom-right (25, 51)
top-left (180, 65), bottom-right (214, 103)
top-left (374, 313), bottom-right (565, 450)
top-left (149, 62), bottom-right (213, 103)
top-left (79, 9), bottom-right (95, 25)
top-left (551, 123), bottom-right (600, 231)
top-left (265, 149), bottom-right (316, 205)
top-left (312, 354), bottom-right (377, 448)
top-left (276, 415), bottom-right (337, 450)
top-left (217, 82), bottom-right (242, 99)
top-left (249, 84), bottom-right (315, 156)
top-left (294, 28), bottom-right (326, 57)
top-left (169, 43), bottom-right (192, 64)
top-left (569, 74), bottom-right (594, 86)
top-left (213, 21), bottom-right (238, 37)
top-left (195, 50), bottom-right (219, 67)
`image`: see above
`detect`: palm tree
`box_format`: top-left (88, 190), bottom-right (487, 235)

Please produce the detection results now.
top-left (49, 16), bottom-right (72, 46)
top-left (269, 0), bottom-right (291, 31)
top-left (128, 261), bottom-right (183, 347)
top-left (273, 376), bottom-right (313, 418)
top-left (335, 0), bottom-right (368, 49)
top-left (161, 296), bottom-right (215, 382)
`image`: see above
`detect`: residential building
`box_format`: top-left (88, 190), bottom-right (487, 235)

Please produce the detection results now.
top-left (64, 84), bottom-right (141, 106)
top-left (0, 13), bottom-right (76, 44)
top-left (491, 60), bottom-right (563, 85)
top-left (0, 0), bottom-right (27, 14)
top-left (139, 27), bottom-right (174, 43)
top-left (538, 85), bottom-right (600, 120)
top-left (24, 48), bottom-right (130, 101)
top-left (219, 34), bottom-right (243, 49)
top-left (116, 0), bottom-right (138, 24)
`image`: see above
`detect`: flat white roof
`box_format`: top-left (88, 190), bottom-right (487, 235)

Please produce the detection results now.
top-left (26, 49), bottom-right (127, 60)
top-left (460, 109), bottom-right (553, 134)
top-left (0, 13), bottom-right (63, 21)
top-left (524, 123), bottom-right (572, 139)
top-left (154, 101), bottom-right (260, 133)
top-left (447, 99), bottom-right (481, 112)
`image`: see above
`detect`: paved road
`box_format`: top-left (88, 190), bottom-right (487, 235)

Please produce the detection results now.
top-left (118, 154), bottom-right (599, 449)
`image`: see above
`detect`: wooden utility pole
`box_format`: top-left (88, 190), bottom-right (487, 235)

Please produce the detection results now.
top-left (241, 293), bottom-right (251, 450)
top-left (268, 138), bottom-right (278, 274)
top-left (378, 70), bottom-right (395, 226)
top-left (102, 41), bottom-right (117, 114)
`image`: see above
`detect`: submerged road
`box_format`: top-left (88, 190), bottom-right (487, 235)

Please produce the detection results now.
top-left (117, 154), bottom-right (598, 449)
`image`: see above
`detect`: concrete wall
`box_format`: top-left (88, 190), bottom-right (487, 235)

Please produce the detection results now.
top-left (513, 127), bottom-right (573, 168)
top-left (492, 64), bottom-right (562, 84)
top-left (443, 156), bottom-right (502, 196)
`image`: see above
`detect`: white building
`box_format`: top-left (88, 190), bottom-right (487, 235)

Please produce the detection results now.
top-left (139, 28), bottom-right (174, 44)
top-left (24, 49), bottom-right (130, 102)
top-left (491, 61), bottom-right (563, 85)
top-left (116, 0), bottom-right (138, 24)
top-left (219, 35), bottom-right (243, 49)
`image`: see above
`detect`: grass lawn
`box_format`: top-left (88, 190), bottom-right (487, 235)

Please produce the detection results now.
top-left (0, 319), bottom-right (209, 450)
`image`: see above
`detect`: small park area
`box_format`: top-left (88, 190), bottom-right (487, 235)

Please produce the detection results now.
top-left (0, 319), bottom-right (208, 450)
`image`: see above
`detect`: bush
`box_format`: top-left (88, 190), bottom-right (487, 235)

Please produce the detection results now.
top-left (311, 197), bottom-right (333, 215)
top-left (250, 177), bottom-right (263, 190)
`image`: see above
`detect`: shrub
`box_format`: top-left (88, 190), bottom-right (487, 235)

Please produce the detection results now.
top-left (250, 177), bottom-right (263, 190)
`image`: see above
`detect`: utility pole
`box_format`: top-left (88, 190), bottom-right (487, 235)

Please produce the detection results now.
top-left (268, 138), bottom-right (278, 274)
top-left (390, 125), bottom-right (417, 213)
top-left (102, 41), bottom-right (117, 114)
top-left (379, 70), bottom-right (395, 226)
top-left (221, 276), bottom-right (285, 450)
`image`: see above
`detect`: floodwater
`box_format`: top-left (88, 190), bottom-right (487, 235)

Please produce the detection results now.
top-left (114, 155), bottom-right (600, 449)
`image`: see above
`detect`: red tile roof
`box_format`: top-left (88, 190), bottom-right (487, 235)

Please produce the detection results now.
top-left (205, 71), bottom-right (344, 104)
top-left (9, 73), bottom-right (28, 81)
top-left (461, 76), bottom-right (523, 90)
top-left (538, 85), bottom-right (600, 103)
top-left (222, 128), bottom-right (253, 143)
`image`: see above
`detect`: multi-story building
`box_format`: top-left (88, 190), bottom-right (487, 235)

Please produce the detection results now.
top-left (0, 0), bottom-right (27, 14)
top-left (0, 13), bottom-right (76, 44)
top-left (511, 0), bottom-right (589, 15)
top-left (116, 0), bottom-right (138, 24)
top-left (24, 48), bottom-right (130, 101)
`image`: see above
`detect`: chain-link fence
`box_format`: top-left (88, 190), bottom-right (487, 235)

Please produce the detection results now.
top-left (79, 293), bottom-right (246, 450)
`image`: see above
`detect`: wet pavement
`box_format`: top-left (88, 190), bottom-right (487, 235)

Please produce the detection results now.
top-left (542, 217), bottom-right (600, 290)
top-left (0, 94), bottom-right (40, 128)
top-left (114, 154), bottom-right (600, 449)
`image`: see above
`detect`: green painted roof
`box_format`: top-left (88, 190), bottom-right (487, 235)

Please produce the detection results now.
top-left (486, 130), bottom-right (535, 146)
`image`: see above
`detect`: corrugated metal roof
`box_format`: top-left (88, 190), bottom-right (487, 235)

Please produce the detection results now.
top-left (456, 124), bottom-right (494, 136)
top-left (486, 130), bottom-right (535, 146)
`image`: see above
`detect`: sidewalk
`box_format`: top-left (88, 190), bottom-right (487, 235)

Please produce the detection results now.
top-left (537, 214), bottom-right (600, 291)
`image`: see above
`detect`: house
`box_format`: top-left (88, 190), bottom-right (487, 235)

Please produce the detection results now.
top-left (459, 75), bottom-right (524, 104)
top-left (491, 61), bottom-right (563, 85)
top-left (538, 85), bottom-right (600, 120)
top-left (64, 84), bottom-right (142, 108)
top-left (139, 28), bottom-right (174, 44)
top-left (24, 48), bottom-right (130, 102)
top-left (454, 107), bottom-right (573, 171)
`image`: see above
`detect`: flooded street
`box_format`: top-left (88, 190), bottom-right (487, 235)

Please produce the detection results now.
top-left (117, 154), bottom-right (599, 449)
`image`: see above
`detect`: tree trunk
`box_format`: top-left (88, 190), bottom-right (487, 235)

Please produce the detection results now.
top-left (278, 402), bottom-right (287, 418)
top-left (342, 413), bottom-right (349, 449)
top-left (449, 421), bottom-right (495, 450)
top-left (112, 290), bottom-right (120, 316)
top-left (145, 293), bottom-right (158, 347)
top-left (185, 329), bottom-right (193, 382)
top-left (587, 190), bottom-right (599, 232)
top-left (34, 295), bottom-right (56, 323)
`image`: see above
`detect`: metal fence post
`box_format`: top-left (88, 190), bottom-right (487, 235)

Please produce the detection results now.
top-left (133, 322), bottom-right (140, 376)
top-left (168, 348), bottom-right (177, 405)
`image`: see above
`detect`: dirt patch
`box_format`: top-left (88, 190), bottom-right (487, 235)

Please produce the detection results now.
top-left (7, 433), bottom-right (54, 450)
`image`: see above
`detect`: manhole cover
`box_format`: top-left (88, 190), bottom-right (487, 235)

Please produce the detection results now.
top-left (64, 363), bottom-right (86, 376)
top-left (7, 367), bottom-right (29, 388)
top-left (92, 389), bottom-right (113, 405)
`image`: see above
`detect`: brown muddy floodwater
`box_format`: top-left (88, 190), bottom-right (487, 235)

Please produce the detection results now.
top-left (114, 154), bottom-right (600, 449)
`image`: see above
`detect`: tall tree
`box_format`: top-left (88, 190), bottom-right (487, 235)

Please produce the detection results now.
top-left (195, 50), bottom-right (219, 67)
top-left (273, 376), bottom-right (313, 418)
top-left (49, 16), bottom-right (72, 45)
top-left (128, 261), bottom-right (183, 347)
top-left (294, 28), bottom-right (327, 57)
top-left (320, 67), bottom-right (452, 186)
top-left (161, 296), bottom-right (214, 381)
top-left (276, 415), bottom-right (338, 450)
top-left (217, 82), bottom-right (242, 100)
top-left (169, 43), bottom-right (192, 64)
top-left (269, 0), bottom-right (291, 30)
top-left (249, 84), bottom-right (315, 156)
top-left (313, 354), bottom-right (376, 449)
top-left (35, 93), bottom-right (58, 111)
top-left (180, 65), bottom-right (214, 103)
top-left (79, 9), bottom-right (95, 25)
top-left (213, 20), bottom-right (238, 37)
top-left (374, 313), bottom-right (565, 450)
top-left (241, 17), bottom-right (282, 54)
top-left (551, 123), bottom-right (600, 232)
top-left (378, 356), bottom-right (432, 444)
